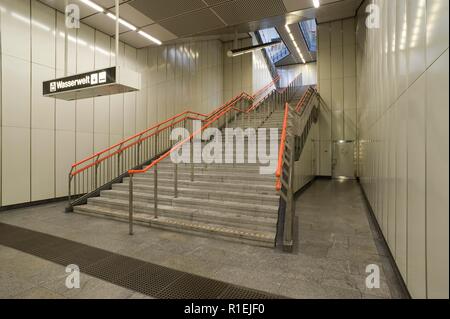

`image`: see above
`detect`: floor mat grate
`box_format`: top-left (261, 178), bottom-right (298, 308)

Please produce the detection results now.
top-left (0, 222), bottom-right (284, 299)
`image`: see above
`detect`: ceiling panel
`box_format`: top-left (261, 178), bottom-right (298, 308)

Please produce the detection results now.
top-left (213, 0), bottom-right (287, 26)
top-left (82, 12), bottom-right (129, 35)
top-left (128, 0), bottom-right (207, 21)
top-left (139, 24), bottom-right (178, 42)
top-left (159, 8), bottom-right (226, 37)
top-left (95, 0), bottom-right (127, 8)
top-left (118, 30), bottom-right (155, 48)
top-left (39, 0), bottom-right (96, 18)
top-left (203, 0), bottom-right (229, 5)
top-left (315, 0), bottom-right (362, 23)
top-left (282, 0), bottom-right (338, 12)
top-left (39, 0), bottom-right (127, 18)
top-left (110, 3), bottom-right (154, 27)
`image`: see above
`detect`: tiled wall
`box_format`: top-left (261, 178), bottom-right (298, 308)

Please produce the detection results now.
top-left (317, 18), bottom-right (357, 176)
top-left (0, 0), bottom-right (224, 206)
top-left (356, 0), bottom-right (449, 298)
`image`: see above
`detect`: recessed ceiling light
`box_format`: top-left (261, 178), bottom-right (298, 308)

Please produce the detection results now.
top-left (138, 30), bottom-right (162, 45)
top-left (106, 12), bottom-right (136, 31)
top-left (313, 0), bottom-right (320, 8)
top-left (79, 0), bottom-right (104, 12)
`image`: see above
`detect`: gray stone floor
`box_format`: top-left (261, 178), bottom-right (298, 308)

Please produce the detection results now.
top-left (0, 179), bottom-right (406, 299)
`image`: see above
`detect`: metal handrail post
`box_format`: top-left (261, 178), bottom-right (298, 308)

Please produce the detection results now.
top-left (174, 163), bottom-right (178, 198)
top-left (190, 137), bottom-right (194, 181)
top-left (154, 165), bottom-right (158, 219)
top-left (129, 174), bottom-right (133, 235)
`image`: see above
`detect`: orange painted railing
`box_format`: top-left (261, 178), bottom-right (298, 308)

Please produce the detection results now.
top-left (67, 76), bottom-right (287, 206)
top-left (71, 85), bottom-right (274, 175)
top-left (275, 85), bottom-right (317, 191)
top-left (129, 102), bottom-right (250, 175)
top-left (129, 75), bottom-right (304, 176)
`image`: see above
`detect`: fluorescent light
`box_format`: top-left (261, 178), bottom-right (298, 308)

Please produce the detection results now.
top-left (313, 0), bottom-right (320, 8)
top-left (138, 30), bottom-right (162, 45)
top-left (285, 25), bottom-right (291, 33)
top-left (106, 12), bottom-right (136, 31)
top-left (79, 0), bottom-right (104, 12)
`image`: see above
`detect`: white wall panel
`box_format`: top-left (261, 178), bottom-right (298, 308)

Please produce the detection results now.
top-left (76, 24), bottom-right (95, 73)
top-left (76, 99), bottom-right (94, 133)
top-left (123, 93), bottom-right (136, 136)
top-left (406, 72), bottom-right (427, 299)
top-left (395, 95), bottom-right (408, 281)
top-left (0, 0), bottom-right (30, 61)
top-left (31, 128), bottom-right (54, 201)
top-left (94, 30), bottom-right (111, 69)
top-left (426, 49), bottom-right (449, 299)
top-left (31, 63), bottom-right (54, 130)
top-left (31, 0), bottom-right (55, 68)
top-left (357, 0), bottom-right (449, 299)
top-left (1, 126), bottom-right (30, 205)
top-left (93, 96), bottom-right (109, 134)
top-left (426, 0), bottom-right (449, 67)
top-left (55, 130), bottom-right (75, 197)
top-left (2, 54), bottom-right (30, 128)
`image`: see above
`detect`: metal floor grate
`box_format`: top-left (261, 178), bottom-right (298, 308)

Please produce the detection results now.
top-left (0, 222), bottom-right (284, 299)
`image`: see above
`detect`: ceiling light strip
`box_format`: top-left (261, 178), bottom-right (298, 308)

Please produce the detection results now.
top-left (78, 0), bottom-right (161, 45)
top-left (285, 23), bottom-right (306, 64)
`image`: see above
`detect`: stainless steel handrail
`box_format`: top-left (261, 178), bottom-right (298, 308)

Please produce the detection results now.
top-left (277, 87), bottom-right (321, 251)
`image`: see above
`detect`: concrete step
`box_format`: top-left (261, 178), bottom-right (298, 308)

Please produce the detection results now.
top-left (155, 163), bottom-right (269, 174)
top-left (92, 190), bottom-right (278, 219)
top-left (95, 193), bottom-right (278, 231)
top-left (172, 196), bottom-right (278, 218)
top-left (136, 170), bottom-right (277, 183)
top-left (122, 177), bottom-right (276, 194)
top-left (74, 204), bottom-right (275, 247)
top-left (112, 183), bottom-right (279, 206)
top-left (84, 196), bottom-right (278, 231)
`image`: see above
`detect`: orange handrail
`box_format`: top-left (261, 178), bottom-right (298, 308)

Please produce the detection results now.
top-left (295, 86), bottom-right (315, 112)
top-left (252, 75), bottom-right (280, 99)
top-left (275, 103), bottom-right (289, 191)
top-left (70, 78), bottom-right (280, 176)
top-left (129, 95), bottom-right (253, 175)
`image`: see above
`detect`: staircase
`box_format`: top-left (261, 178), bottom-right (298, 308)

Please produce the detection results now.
top-left (69, 76), bottom-right (318, 248)
top-left (74, 107), bottom-right (288, 247)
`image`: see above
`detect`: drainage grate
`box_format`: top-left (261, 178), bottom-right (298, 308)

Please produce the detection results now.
top-left (0, 222), bottom-right (284, 299)
top-left (156, 274), bottom-right (230, 299)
